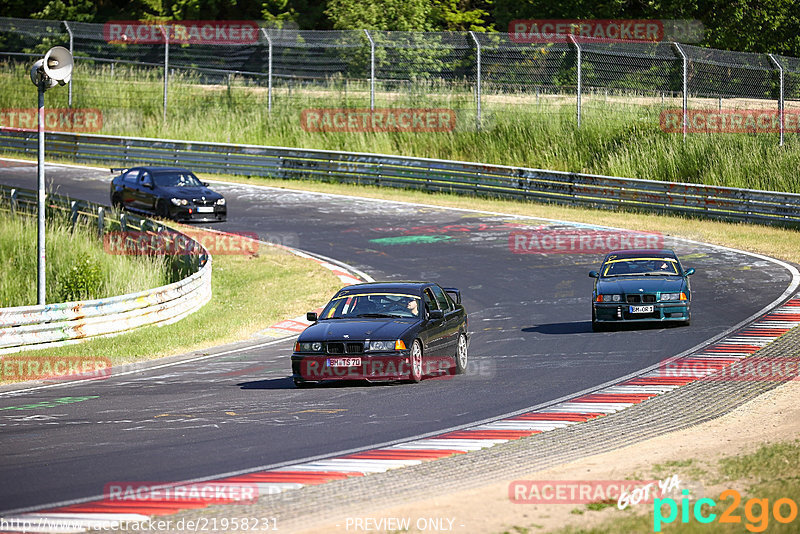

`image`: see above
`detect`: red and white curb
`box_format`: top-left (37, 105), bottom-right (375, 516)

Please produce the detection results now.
top-left (4, 297), bottom-right (799, 533)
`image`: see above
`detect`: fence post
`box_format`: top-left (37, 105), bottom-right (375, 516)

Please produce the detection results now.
top-left (364, 29), bottom-right (375, 110)
top-left (469, 31), bottom-right (482, 131)
top-left (768, 54), bottom-right (784, 147)
top-left (63, 21), bottom-right (74, 108)
top-left (161, 25), bottom-right (169, 122)
top-left (261, 28), bottom-right (273, 114)
top-left (673, 42), bottom-right (688, 142)
top-left (70, 200), bottom-right (79, 231)
top-left (568, 35), bottom-right (581, 128)
top-left (10, 189), bottom-right (17, 217)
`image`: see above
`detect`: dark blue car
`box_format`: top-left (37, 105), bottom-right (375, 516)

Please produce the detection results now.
top-left (589, 249), bottom-right (694, 331)
top-left (110, 166), bottom-right (226, 222)
top-left (291, 282), bottom-right (469, 386)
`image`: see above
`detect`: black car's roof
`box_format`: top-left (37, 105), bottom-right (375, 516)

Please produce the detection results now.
top-left (603, 249), bottom-right (678, 260)
top-left (336, 282), bottom-right (435, 295)
top-left (126, 166), bottom-right (194, 174)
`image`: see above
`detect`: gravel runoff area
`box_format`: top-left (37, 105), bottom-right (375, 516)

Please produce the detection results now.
top-left (100, 325), bottom-right (800, 534)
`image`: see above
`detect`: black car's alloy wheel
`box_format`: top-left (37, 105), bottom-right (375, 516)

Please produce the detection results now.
top-left (409, 340), bottom-right (423, 383)
top-left (455, 332), bottom-right (468, 374)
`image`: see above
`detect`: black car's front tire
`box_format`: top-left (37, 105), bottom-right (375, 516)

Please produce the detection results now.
top-left (455, 332), bottom-right (468, 374)
top-left (155, 199), bottom-right (170, 219)
top-left (409, 340), bottom-right (423, 383)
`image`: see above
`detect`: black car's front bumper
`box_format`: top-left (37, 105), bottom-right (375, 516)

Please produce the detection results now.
top-left (291, 352), bottom-right (415, 383)
top-left (169, 204), bottom-right (226, 222)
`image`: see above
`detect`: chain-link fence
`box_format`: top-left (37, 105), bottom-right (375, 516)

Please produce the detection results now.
top-left (2, 17), bottom-right (800, 143)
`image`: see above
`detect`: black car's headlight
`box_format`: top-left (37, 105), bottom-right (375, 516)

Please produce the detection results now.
top-left (295, 341), bottom-right (323, 352)
top-left (170, 198), bottom-right (189, 206)
top-left (215, 198), bottom-right (226, 205)
top-left (660, 292), bottom-right (687, 301)
top-left (597, 294), bottom-right (622, 302)
top-left (366, 340), bottom-right (406, 351)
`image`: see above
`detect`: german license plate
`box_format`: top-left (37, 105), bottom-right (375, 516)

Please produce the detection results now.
top-left (328, 357), bottom-right (361, 367)
top-left (630, 305), bottom-right (654, 313)
top-left (197, 206), bottom-right (214, 213)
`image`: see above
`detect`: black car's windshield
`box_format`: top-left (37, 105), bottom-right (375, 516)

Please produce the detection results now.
top-left (602, 257), bottom-right (680, 277)
top-left (320, 293), bottom-right (421, 319)
top-left (153, 172), bottom-right (204, 188)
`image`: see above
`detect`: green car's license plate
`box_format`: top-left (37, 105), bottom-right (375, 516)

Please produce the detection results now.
top-left (629, 305), bottom-right (654, 313)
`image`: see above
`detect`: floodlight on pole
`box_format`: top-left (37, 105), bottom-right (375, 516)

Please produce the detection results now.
top-left (30, 46), bottom-right (73, 305)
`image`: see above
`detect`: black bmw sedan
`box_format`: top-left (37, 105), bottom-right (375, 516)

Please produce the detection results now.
top-left (291, 282), bottom-right (469, 386)
top-left (109, 166), bottom-right (226, 222)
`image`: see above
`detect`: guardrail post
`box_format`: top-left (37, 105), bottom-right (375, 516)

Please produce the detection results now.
top-left (70, 200), bottom-right (79, 231)
top-left (568, 35), bottom-right (582, 128)
top-left (97, 206), bottom-right (105, 237)
top-left (161, 25), bottom-right (169, 122)
top-left (63, 21), bottom-right (74, 108)
top-left (469, 31), bottom-right (482, 131)
top-left (261, 28), bottom-right (273, 114)
top-left (673, 42), bottom-right (688, 142)
top-left (768, 54), bottom-right (784, 147)
top-left (364, 29), bottom-right (375, 111)
top-left (10, 189), bottom-right (17, 217)
top-left (119, 212), bottom-right (127, 232)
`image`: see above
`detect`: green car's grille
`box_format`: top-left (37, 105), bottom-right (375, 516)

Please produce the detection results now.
top-left (625, 294), bottom-right (657, 303)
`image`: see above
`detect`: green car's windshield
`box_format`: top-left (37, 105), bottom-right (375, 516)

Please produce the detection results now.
top-left (602, 257), bottom-right (680, 277)
top-left (153, 172), bottom-right (204, 187)
top-left (320, 293), bottom-right (421, 319)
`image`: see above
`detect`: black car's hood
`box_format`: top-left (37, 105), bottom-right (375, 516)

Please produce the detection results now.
top-left (160, 186), bottom-right (221, 200)
top-left (299, 319), bottom-right (416, 341)
top-left (596, 276), bottom-right (687, 294)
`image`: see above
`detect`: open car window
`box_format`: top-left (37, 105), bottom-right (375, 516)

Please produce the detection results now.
top-left (602, 257), bottom-right (679, 277)
top-left (430, 285), bottom-right (452, 311)
top-left (320, 293), bottom-right (421, 319)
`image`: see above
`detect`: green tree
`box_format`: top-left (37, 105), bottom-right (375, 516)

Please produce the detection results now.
top-left (325, 0), bottom-right (433, 31)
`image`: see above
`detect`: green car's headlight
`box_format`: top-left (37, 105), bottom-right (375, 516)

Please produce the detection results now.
top-left (660, 292), bottom-right (687, 301)
top-left (597, 294), bottom-right (622, 302)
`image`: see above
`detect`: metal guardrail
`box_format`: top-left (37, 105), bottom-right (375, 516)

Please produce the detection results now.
top-left (2, 129), bottom-right (799, 226)
top-left (0, 182), bottom-right (212, 354)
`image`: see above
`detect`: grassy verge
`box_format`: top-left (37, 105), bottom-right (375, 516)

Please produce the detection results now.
top-left (539, 440), bottom-right (800, 533)
top-left (1, 60), bottom-right (799, 193)
top-left (0, 213), bottom-right (169, 307)
top-left (4, 231), bottom-right (343, 374)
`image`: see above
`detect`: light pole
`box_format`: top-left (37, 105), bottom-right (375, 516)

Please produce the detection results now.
top-left (29, 46), bottom-right (73, 305)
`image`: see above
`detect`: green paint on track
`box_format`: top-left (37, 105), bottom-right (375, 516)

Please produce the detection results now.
top-left (0, 395), bottom-right (100, 411)
top-left (370, 235), bottom-right (454, 246)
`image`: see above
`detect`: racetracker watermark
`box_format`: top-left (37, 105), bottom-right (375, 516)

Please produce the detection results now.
top-left (103, 230), bottom-right (264, 255)
top-left (0, 108), bottom-right (102, 133)
top-left (299, 356), bottom-right (492, 381)
top-left (509, 229), bottom-right (663, 254)
top-left (660, 109), bottom-right (800, 133)
top-left (509, 19), bottom-right (704, 43)
top-left (509, 480), bottom-right (659, 504)
top-left (656, 357), bottom-right (800, 382)
top-left (104, 20), bottom-right (259, 44)
top-left (300, 108), bottom-right (456, 133)
top-left (0, 356), bottom-right (111, 381)
top-left (104, 482), bottom-right (258, 504)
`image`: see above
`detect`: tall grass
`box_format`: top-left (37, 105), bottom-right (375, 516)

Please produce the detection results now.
top-left (1, 60), bottom-right (798, 192)
top-left (0, 214), bottom-right (169, 307)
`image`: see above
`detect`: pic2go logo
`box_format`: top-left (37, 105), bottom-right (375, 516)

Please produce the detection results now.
top-left (654, 489), bottom-right (798, 532)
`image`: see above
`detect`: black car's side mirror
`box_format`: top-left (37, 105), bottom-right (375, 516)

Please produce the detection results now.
top-left (684, 268), bottom-right (695, 276)
top-left (428, 309), bottom-right (444, 320)
top-left (589, 271), bottom-right (599, 278)
top-left (203, 182), bottom-right (209, 186)
top-left (306, 312), bottom-right (318, 322)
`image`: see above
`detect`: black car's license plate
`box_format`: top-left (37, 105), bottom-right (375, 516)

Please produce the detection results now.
top-left (629, 305), bottom-right (654, 313)
top-left (328, 357), bottom-right (361, 367)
